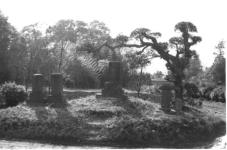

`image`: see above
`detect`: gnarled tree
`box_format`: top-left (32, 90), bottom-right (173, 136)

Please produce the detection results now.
top-left (103, 22), bottom-right (201, 109)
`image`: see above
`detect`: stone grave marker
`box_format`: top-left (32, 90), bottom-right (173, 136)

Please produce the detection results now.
top-left (108, 61), bottom-right (121, 84)
top-left (159, 83), bottom-right (173, 112)
top-left (48, 73), bottom-right (64, 104)
top-left (50, 73), bottom-right (63, 97)
top-left (100, 61), bottom-right (124, 98)
top-left (30, 74), bottom-right (44, 103)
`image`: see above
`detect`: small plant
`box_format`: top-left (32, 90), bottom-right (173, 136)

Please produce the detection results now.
top-left (107, 116), bottom-right (225, 147)
top-left (0, 82), bottom-right (27, 107)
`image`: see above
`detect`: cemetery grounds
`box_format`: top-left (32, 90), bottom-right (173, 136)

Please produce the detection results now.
top-left (0, 88), bottom-right (225, 148)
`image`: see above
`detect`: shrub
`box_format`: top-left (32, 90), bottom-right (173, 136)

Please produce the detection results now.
top-left (64, 77), bottom-right (74, 88)
top-left (210, 86), bottom-right (225, 103)
top-left (184, 83), bottom-right (201, 98)
top-left (0, 82), bottom-right (27, 107)
top-left (0, 117), bottom-right (85, 141)
top-left (201, 86), bottom-right (214, 100)
top-left (107, 116), bottom-right (226, 147)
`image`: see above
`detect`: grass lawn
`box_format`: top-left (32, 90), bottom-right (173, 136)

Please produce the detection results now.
top-left (0, 91), bottom-right (225, 148)
top-left (200, 101), bottom-right (226, 121)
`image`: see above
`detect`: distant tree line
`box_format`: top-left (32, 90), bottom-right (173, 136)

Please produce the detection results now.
top-left (0, 11), bottom-right (131, 89)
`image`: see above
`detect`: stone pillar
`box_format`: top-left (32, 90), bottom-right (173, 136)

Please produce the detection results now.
top-left (50, 73), bottom-right (63, 102)
top-left (159, 83), bottom-right (173, 112)
top-left (101, 61), bottom-right (124, 98)
top-left (30, 74), bottom-right (44, 103)
top-left (51, 73), bottom-right (63, 96)
top-left (108, 61), bottom-right (121, 84)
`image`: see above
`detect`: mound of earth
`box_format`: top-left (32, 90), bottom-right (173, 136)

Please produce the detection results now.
top-left (0, 95), bottom-right (225, 148)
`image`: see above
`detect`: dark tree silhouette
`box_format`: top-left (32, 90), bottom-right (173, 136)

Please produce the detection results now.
top-left (210, 40), bottom-right (225, 84)
top-left (0, 11), bottom-right (14, 83)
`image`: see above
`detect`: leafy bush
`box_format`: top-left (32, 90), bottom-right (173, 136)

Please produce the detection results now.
top-left (107, 116), bottom-right (226, 147)
top-left (184, 83), bottom-right (201, 98)
top-left (0, 82), bottom-right (27, 107)
top-left (210, 86), bottom-right (225, 103)
top-left (0, 105), bottom-right (86, 142)
top-left (0, 117), bottom-right (85, 141)
top-left (200, 86), bottom-right (214, 100)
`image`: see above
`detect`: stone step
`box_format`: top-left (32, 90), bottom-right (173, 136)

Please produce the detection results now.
top-left (88, 121), bottom-right (105, 126)
top-left (87, 135), bottom-right (105, 141)
top-left (83, 128), bottom-right (106, 142)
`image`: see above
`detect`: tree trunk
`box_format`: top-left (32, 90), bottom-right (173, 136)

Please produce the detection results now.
top-left (174, 76), bottom-right (184, 109)
top-left (137, 67), bottom-right (143, 97)
top-left (175, 82), bottom-right (183, 99)
top-left (58, 47), bottom-right (64, 72)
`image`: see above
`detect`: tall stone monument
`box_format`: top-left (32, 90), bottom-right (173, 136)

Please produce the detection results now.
top-left (159, 83), bottom-right (173, 112)
top-left (101, 61), bottom-right (124, 98)
top-left (30, 74), bottom-right (44, 103)
top-left (50, 73), bottom-right (63, 97)
top-left (48, 73), bottom-right (64, 104)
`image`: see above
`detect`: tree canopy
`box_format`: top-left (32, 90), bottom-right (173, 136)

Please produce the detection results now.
top-left (0, 12), bottom-right (15, 83)
top-left (210, 40), bottom-right (226, 84)
top-left (1, 11), bottom-right (219, 101)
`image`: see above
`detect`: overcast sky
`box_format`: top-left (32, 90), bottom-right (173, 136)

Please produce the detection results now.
top-left (0, 0), bottom-right (226, 74)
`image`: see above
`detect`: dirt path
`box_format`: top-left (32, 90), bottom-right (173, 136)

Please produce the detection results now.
top-left (0, 140), bottom-right (111, 149)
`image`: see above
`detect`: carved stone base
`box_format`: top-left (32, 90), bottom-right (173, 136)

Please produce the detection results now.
top-left (47, 95), bottom-right (66, 107)
top-left (102, 82), bottom-right (124, 98)
top-left (29, 92), bottom-right (45, 104)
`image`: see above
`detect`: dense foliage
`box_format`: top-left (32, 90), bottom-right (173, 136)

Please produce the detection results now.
top-left (0, 12), bottom-right (14, 83)
top-left (184, 55), bottom-right (203, 82)
top-left (0, 105), bottom-right (86, 142)
top-left (210, 41), bottom-right (226, 84)
top-left (209, 86), bottom-right (225, 102)
top-left (0, 11), bottom-right (128, 88)
top-left (184, 83), bottom-right (201, 98)
top-left (124, 50), bottom-right (153, 96)
top-left (108, 116), bottom-right (225, 147)
top-left (0, 82), bottom-right (27, 107)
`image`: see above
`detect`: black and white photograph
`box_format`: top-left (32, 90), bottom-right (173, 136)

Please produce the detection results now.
top-left (0, 0), bottom-right (226, 149)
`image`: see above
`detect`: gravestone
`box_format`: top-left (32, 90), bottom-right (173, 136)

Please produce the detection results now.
top-left (159, 83), bottom-right (173, 112)
top-left (50, 73), bottom-right (63, 97)
top-left (108, 61), bottom-right (121, 84)
top-left (101, 61), bottom-right (124, 98)
top-left (48, 73), bottom-right (64, 104)
top-left (30, 74), bottom-right (44, 103)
